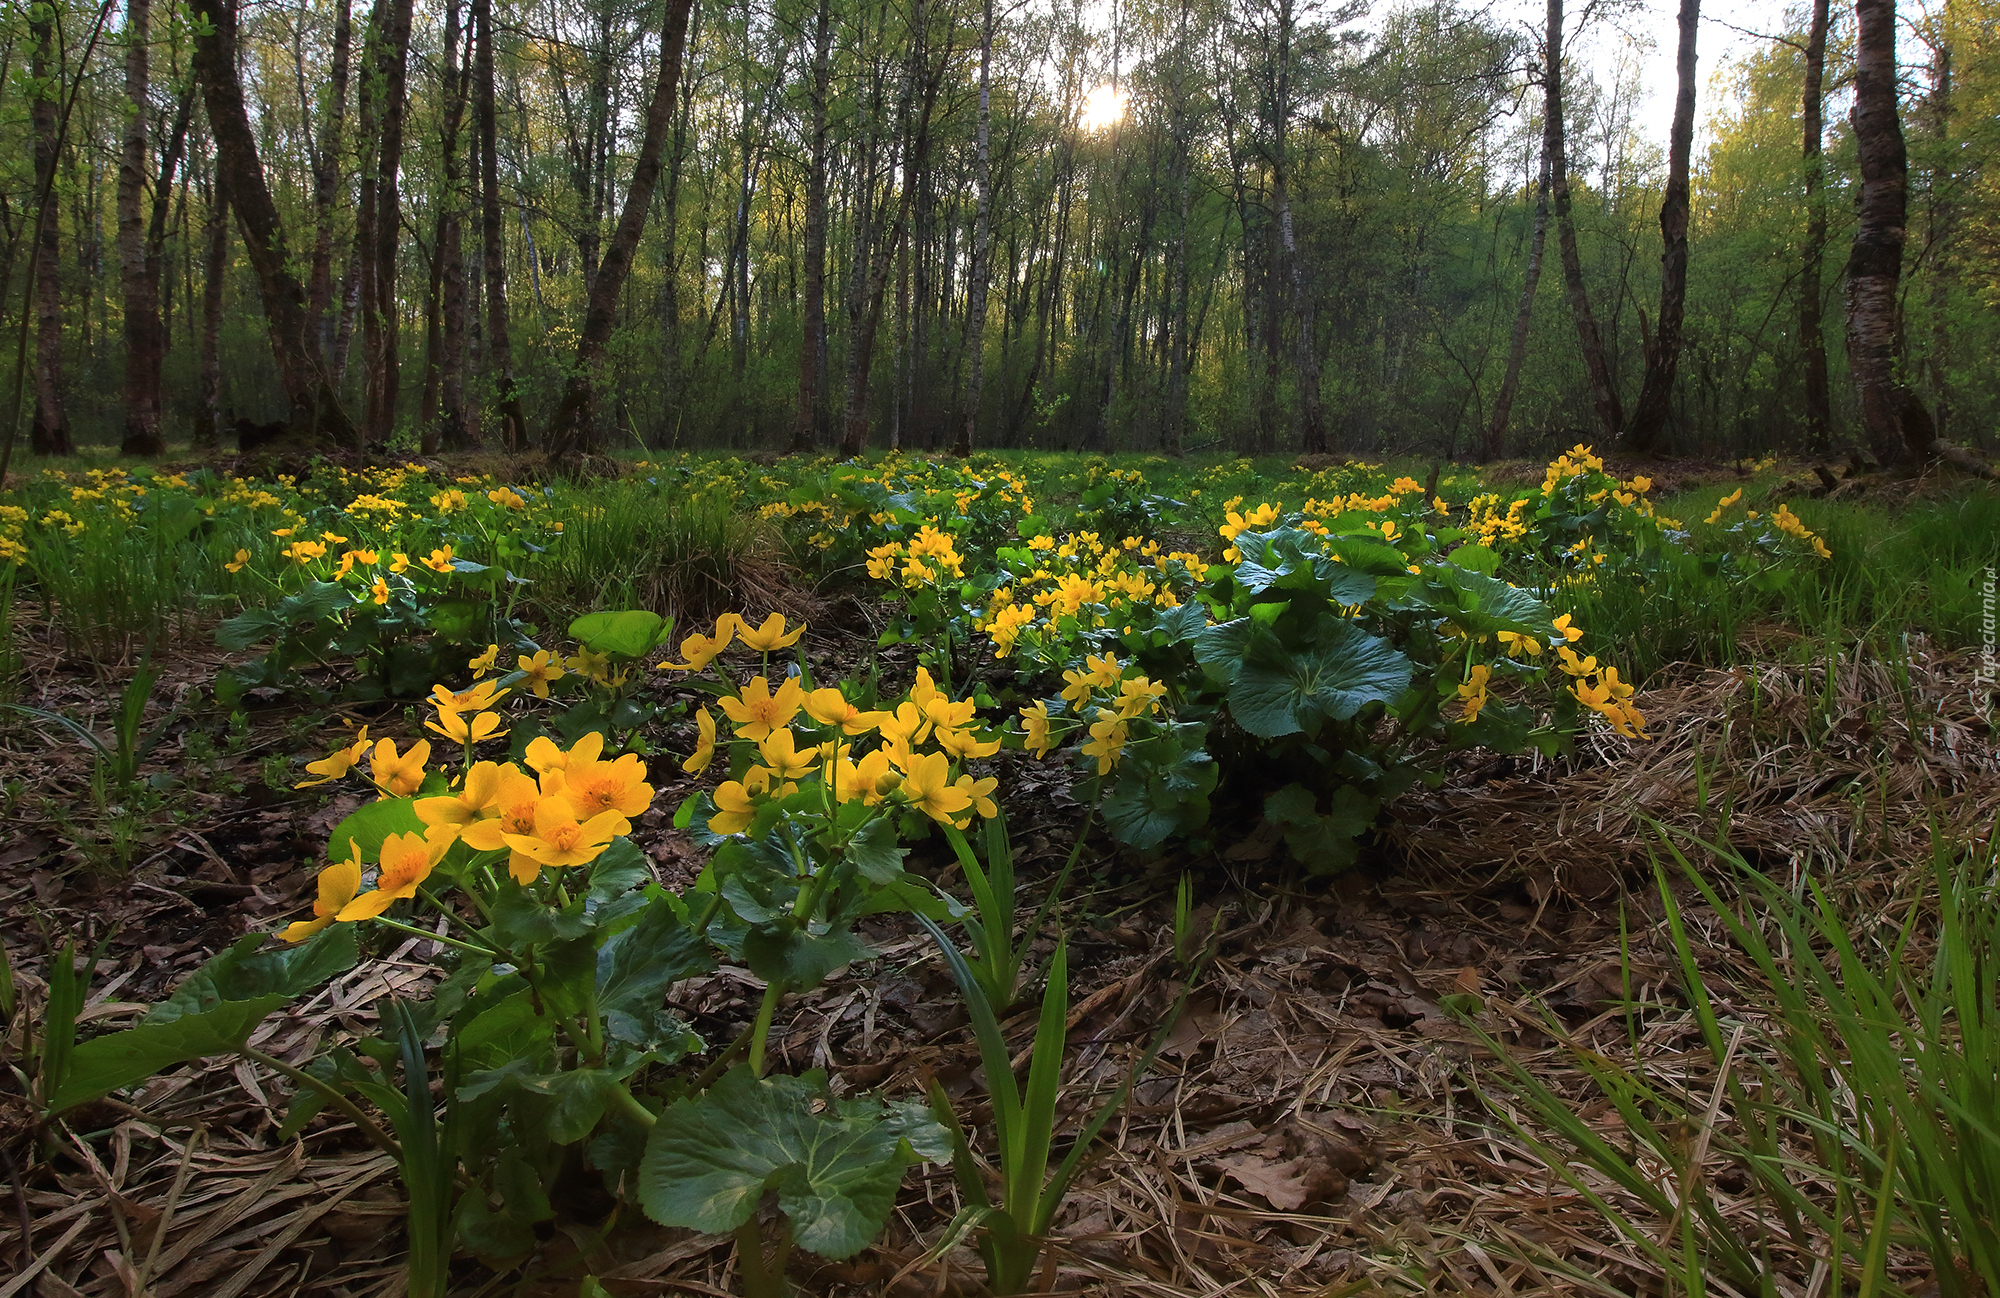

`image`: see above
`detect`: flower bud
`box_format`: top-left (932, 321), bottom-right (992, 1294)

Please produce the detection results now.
top-left (875, 771), bottom-right (904, 796)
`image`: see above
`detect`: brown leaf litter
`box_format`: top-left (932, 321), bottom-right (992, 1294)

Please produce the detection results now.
top-left (1, 643), bottom-right (1993, 1296)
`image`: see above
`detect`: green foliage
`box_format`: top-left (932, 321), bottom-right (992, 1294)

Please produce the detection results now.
top-left (639, 1066), bottom-right (947, 1261)
top-left (1458, 827), bottom-right (2000, 1296)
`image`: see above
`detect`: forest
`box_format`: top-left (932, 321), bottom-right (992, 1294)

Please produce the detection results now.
top-left (1, 0), bottom-right (1994, 465)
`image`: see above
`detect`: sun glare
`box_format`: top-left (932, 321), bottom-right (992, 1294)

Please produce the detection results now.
top-left (1079, 82), bottom-right (1126, 132)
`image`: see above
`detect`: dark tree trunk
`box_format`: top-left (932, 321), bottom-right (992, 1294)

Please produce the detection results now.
top-left (1922, 29), bottom-right (1953, 438)
top-left (118, 0), bottom-right (166, 455)
top-left (358, 0), bottom-right (414, 444)
top-left (194, 170), bottom-right (229, 450)
top-left (791, 0), bottom-right (831, 453)
top-left (1545, 0), bottom-right (1623, 441)
top-left (437, 0), bottom-right (473, 450)
top-left (954, 0), bottom-right (995, 458)
top-left (1624, 0), bottom-right (1699, 453)
top-left (838, 10), bottom-right (944, 459)
top-left (306, 0), bottom-right (352, 355)
top-left (29, 4), bottom-right (73, 457)
top-left (1799, 0), bottom-right (1831, 453)
top-left (543, 0), bottom-right (698, 461)
top-left (189, 0), bottom-right (356, 444)
top-left (1844, 0), bottom-right (1935, 465)
top-left (473, 0), bottom-right (526, 451)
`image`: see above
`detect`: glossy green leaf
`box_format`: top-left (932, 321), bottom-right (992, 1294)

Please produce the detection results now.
top-left (638, 1066), bottom-right (944, 1260)
top-left (145, 927), bottom-right (358, 1026)
top-left (1227, 624), bottom-right (1412, 737)
top-left (48, 995), bottom-right (289, 1113)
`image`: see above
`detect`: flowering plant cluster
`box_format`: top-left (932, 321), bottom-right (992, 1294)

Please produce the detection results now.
top-left (238, 608), bottom-right (979, 1285)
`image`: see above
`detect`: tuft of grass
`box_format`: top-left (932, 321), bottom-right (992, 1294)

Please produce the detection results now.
top-left (1565, 486), bottom-right (2000, 680)
top-left (1460, 822), bottom-right (2000, 1297)
top-left (522, 482), bottom-right (779, 628)
top-left (23, 493), bottom-right (254, 665)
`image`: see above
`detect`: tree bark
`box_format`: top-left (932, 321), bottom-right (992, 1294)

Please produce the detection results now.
top-left (29, 3), bottom-right (73, 457)
top-left (193, 168), bottom-right (229, 450)
top-left (117, 0), bottom-right (165, 455)
top-left (791, 0), bottom-right (831, 453)
top-left (1545, 0), bottom-right (1623, 441)
top-left (189, 0), bottom-right (356, 444)
top-left (953, 0), bottom-right (995, 458)
top-left (543, 0), bottom-right (698, 461)
top-left (1623, 0), bottom-right (1698, 454)
top-left (839, 11), bottom-right (944, 459)
top-left (473, 0), bottom-right (526, 451)
top-left (436, 0), bottom-right (473, 450)
top-left (305, 0), bottom-right (351, 356)
top-left (1799, 0), bottom-right (1831, 453)
top-left (358, 0), bottom-right (414, 444)
top-left (1844, 0), bottom-right (1935, 466)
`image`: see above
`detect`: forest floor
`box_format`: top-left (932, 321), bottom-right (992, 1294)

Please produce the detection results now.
top-left (1, 577), bottom-right (1993, 1297)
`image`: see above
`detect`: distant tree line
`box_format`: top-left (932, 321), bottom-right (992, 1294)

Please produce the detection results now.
top-left (0, 0), bottom-right (1992, 465)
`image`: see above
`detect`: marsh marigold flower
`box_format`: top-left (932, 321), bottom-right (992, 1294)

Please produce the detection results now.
top-left (719, 675), bottom-right (806, 740)
top-left (734, 612), bottom-right (806, 652)
top-left (282, 848), bottom-right (363, 942)
top-left (899, 752), bottom-right (974, 824)
top-left (337, 826), bottom-right (457, 920)
top-left (369, 738), bottom-right (431, 797)
top-left (517, 650), bottom-right (566, 697)
top-left (683, 707), bottom-right (718, 774)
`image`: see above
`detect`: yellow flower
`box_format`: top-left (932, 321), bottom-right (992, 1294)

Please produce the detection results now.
top-left (657, 619), bottom-right (736, 671)
top-left (422, 545), bottom-right (456, 573)
top-left (502, 798), bottom-right (627, 879)
top-left (753, 729), bottom-right (817, 781)
top-left (390, 552), bottom-right (411, 574)
top-left (1456, 664), bottom-right (1491, 725)
top-left (426, 708), bottom-right (506, 746)
top-left (321, 531), bottom-right (349, 545)
top-left (900, 752), bottom-right (974, 824)
top-left (370, 577), bottom-right (390, 606)
top-left (517, 650), bottom-right (566, 697)
top-left (1496, 630), bottom-right (1542, 658)
top-left (415, 761), bottom-right (511, 829)
top-left (709, 768), bottom-right (779, 835)
top-left (950, 775), bottom-right (999, 826)
top-left (225, 549), bottom-right (251, 574)
top-left (565, 646), bottom-right (616, 685)
top-left (936, 725), bottom-right (1001, 761)
top-left (283, 539), bottom-right (328, 564)
top-left (337, 826), bottom-right (458, 920)
top-left (682, 707), bottom-right (717, 774)
top-left (560, 753), bottom-right (656, 819)
top-left (297, 728), bottom-right (370, 788)
top-left (718, 675), bottom-right (806, 740)
top-left (1081, 716), bottom-right (1128, 774)
top-left (804, 687), bottom-right (885, 735)
top-left (833, 748), bottom-right (894, 804)
top-left (468, 644), bottom-right (501, 678)
top-left (1552, 614), bottom-right (1583, 644)
top-left (369, 738), bottom-right (431, 797)
top-left (282, 849), bottom-right (363, 942)
top-left (487, 486), bottom-right (526, 509)
top-left (1115, 675), bottom-right (1167, 718)
top-left (459, 768), bottom-right (546, 879)
top-left (735, 612), bottom-right (806, 652)
top-left (1019, 702), bottom-right (1055, 758)
top-left (525, 731), bottom-right (605, 775)
top-left (431, 679), bottom-right (510, 714)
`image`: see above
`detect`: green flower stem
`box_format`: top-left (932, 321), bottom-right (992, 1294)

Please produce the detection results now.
top-left (239, 1047), bottom-right (403, 1162)
top-left (746, 977), bottom-right (787, 1079)
top-left (371, 915), bottom-right (497, 960)
top-left (689, 1024), bottom-right (753, 1092)
top-left (607, 1082), bottom-right (657, 1129)
top-left (412, 888), bottom-right (502, 949)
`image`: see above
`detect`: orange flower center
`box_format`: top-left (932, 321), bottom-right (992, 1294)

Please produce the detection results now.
top-left (548, 824), bottom-right (581, 852)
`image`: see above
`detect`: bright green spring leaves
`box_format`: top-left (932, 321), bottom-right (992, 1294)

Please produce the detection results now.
top-left (1101, 522), bottom-right (1567, 874)
top-left (639, 1066), bottom-right (948, 1259)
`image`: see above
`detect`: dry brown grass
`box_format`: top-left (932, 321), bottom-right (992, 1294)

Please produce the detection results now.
top-left (1, 643), bottom-right (1992, 1296)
